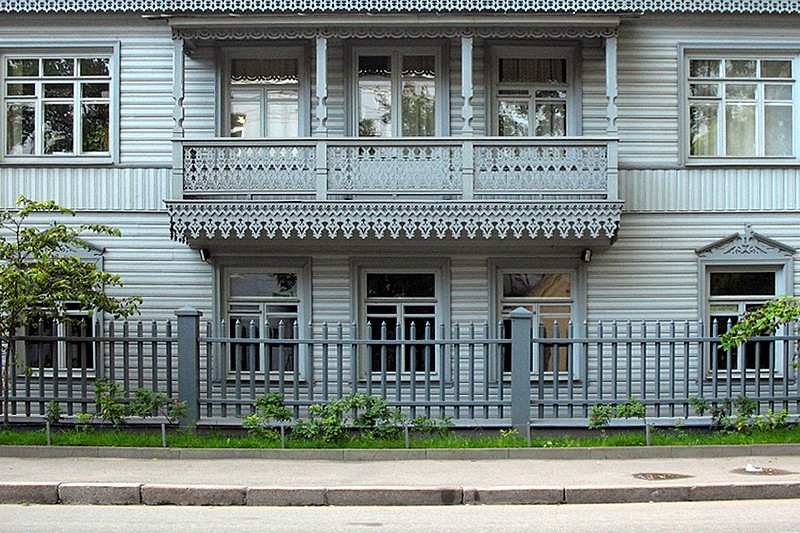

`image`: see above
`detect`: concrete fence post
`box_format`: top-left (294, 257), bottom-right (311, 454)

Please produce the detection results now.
top-left (510, 307), bottom-right (533, 433)
top-left (175, 306), bottom-right (202, 430)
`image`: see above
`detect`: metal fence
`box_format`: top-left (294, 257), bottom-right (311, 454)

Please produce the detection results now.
top-left (2, 307), bottom-right (798, 430)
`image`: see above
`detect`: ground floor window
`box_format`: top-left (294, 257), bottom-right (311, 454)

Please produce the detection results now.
top-left (363, 272), bottom-right (438, 376)
top-left (224, 269), bottom-right (304, 377)
top-left (24, 304), bottom-right (95, 373)
top-left (499, 271), bottom-right (573, 375)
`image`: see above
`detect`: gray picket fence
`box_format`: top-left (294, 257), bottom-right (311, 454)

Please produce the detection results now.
top-left (2, 307), bottom-right (799, 430)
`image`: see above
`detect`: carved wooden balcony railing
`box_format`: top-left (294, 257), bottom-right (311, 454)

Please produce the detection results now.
top-left (174, 137), bottom-right (618, 202)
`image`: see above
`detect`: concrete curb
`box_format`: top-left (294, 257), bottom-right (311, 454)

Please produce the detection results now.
top-left (0, 481), bottom-right (799, 506)
top-left (3, 443), bottom-right (800, 461)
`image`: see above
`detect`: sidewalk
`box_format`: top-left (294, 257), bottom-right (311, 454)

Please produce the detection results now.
top-left (2, 445), bottom-right (800, 506)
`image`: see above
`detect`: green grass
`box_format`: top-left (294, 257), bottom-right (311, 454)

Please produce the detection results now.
top-left (2, 425), bottom-right (800, 449)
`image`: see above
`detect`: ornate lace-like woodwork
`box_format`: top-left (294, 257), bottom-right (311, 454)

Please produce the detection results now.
top-left (183, 144), bottom-right (316, 193)
top-left (327, 145), bottom-right (462, 193)
top-left (474, 145), bottom-right (607, 193)
top-left (166, 201), bottom-right (622, 241)
top-left (4, 0), bottom-right (800, 14)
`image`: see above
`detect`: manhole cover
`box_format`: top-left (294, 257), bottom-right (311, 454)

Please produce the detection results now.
top-left (633, 472), bottom-right (693, 480)
top-left (731, 467), bottom-right (795, 476)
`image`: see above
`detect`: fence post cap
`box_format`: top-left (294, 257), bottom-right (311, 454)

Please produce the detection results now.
top-left (509, 307), bottom-right (533, 319)
top-left (175, 306), bottom-right (203, 317)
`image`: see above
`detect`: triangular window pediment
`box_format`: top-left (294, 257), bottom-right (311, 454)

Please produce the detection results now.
top-left (695, 224), bottom-right (795, 260)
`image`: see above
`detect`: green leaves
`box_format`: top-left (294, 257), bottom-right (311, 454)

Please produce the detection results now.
top-left (718, 296), bottom-right (800, 350)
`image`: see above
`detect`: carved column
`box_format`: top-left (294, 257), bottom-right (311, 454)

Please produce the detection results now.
top-left (461, 36), bottom-right (475, 200)
top-left (172, 37), bottom-right (186, 200)
top-left (604, 35), bottom-right (618, 134)
top-left (315, 36), bottom-right (328, 137)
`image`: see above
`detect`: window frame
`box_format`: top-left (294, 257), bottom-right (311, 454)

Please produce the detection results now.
top-left (488, 44), bottom-right (581, 137)
top-left (219, 44), bottom-right (311, 138)
top-left (18, 306), bottom-right (99, 377)
top-left (349, 43), bottom-right (449, 137)
top-left (0, 43), bottom-right (119, 165)
top-left (489, 257), bottom-right (587, 381)
top-left (216, 258), bottom-right (312, 381)
top-left (681, 45), bottom-right (800, 165)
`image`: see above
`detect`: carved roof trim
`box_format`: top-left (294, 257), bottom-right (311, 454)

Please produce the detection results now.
top-left (166, 201), bottom-right (623, 243)
top-left (696, 224), bottom-right (796, 259)
top-left (4, 0), bottom-right (800, 15)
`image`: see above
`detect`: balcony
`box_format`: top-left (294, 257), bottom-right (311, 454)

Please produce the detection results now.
top-left (167, 137), bottom-right (622, 244)
top-left (175, 137), bottom-right (617, 201)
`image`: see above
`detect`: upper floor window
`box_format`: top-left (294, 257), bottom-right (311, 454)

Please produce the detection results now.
top-left (356, 49), bottom-right (441, 137)
top-left (492, 47), bottom-right (576, 137)
top-left (3, 54), bottom-right (112, 159)
top-left (686, 54), bottom-right (796, 159)
top-left (224, 47), bottom-right (308, 138)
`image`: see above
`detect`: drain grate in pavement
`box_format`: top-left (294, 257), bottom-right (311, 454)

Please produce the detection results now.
top-left (632, 472), bottom-right (693, 480)
top-left (731, 467), bottom-right (795, 476)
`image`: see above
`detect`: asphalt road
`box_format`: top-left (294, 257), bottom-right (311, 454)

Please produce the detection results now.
top-left (3, 500), bottom-right (800, 533)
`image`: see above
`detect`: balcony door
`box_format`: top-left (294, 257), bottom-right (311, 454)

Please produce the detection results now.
top-left (223, 47), bottom-right (309, 138)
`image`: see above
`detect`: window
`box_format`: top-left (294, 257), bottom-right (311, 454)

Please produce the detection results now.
top-left (24, 305), bottom-right (95, 374)
top-left (224, 48), bottom-right (307, 138)
top-left (493, 47), bottom-right (575, 137)
top-left (224, 270), bottom-right (305, 376)
top-left (356, 49), bottom-right (441, 137)
top-left (363, 272), bottom-right (438, 375)
top-left (707, 270), bottom-right (779, 374)
top-left (499, 272), bottom-right (573, 374)
top-left (686, 54), bottom-right (796, 158)
top-left (3, 54), bottom-right (112, 158)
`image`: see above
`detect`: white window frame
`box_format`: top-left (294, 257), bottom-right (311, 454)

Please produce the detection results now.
top-left (489, 44), bottom-right (580, 137)
top-left (218, 259), bottom-right (312, 381)
top-left (219, 45), bottom-right (310, 138)
top-left (19, 306), bottom-right (98, 377)
top-left (352, 257), bottom-right (450, 380)
top-left (349, 44), bottom-right (448, 137)
top-left (0, 43), bottom-right (119, 164)
top-left (489, 257), bottom-right (586, 381)
top-left (681, 45), bottom-right (800, 165)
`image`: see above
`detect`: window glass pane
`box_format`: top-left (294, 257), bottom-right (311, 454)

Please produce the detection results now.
top-left (82, 103), bottom-right (109, 153)
top-left (690, 83), bottom-right (719, 97)
top-left (499, 58), bottom-right (566, 83)
top-left (725, 103), bottom-right (755, 156)
top-left (710, 272), bottom-right (775, 296)
top-left (689, 103), bottom-right (718, 156)
top-left (765, 84), bottom-right (792, 101)
top-left (765, 105), bottom-right (793, 156)
top-left (498, 100), bottom-right (529, 136)
top-left (79, 58), bottom-right (109, 76)
top-left (27, 320), bottom-right (56, 368)
top-left (43, 58), bottom-right (74, 77)
top-left (689, 59), bottom-right (720, 78)
top-left (366, 273), bottom-right (436, 298)
top-left (65, 317), bottom-right (94, 370)
top-left (82, 83), bottom-right (109, 98)
top-left (725, 84), bottom-right (756, 100)
top-left (503, 274), bottom-right (571, 298)
top-left (7, 58), bottom-right (39, 77)
top-left (266, 89), bottom-right (299, 137)
top-left (534, 102), bottom-right (566, 136)
top-left (725, 59), bottom-right (756, 78)
top-left (229, 272), bottom-right (298, 298)
top-left (761, 60), bottom-right (792, 78)
top-left (231, 58), bottom-right (298, 84)
top-left (230, 88), bottom-right (261, 138)
top-left (401, 56), bottom-right (435, 136)
top-left (6, 103), bottom-right (35, 154)
top-left (7, 83), bottom-right (35, 96)
top-left (358, 56), bottom-right (392, 137)
top-left (44, 83), bottom-right (73, 98)
top-left (43, 103), bottom-right (74, 154)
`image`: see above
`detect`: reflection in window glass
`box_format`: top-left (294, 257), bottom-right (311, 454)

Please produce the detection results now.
top-left (229, 57), bottom-right (301, 138)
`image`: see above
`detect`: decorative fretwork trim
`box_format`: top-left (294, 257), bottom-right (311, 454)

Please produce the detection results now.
top-left (166, 201), bottom-right (623, 242)
top-left (696, 224), bottom-right (796, 259)
top-left (4, 0), bottom-right (800, 14)
top-left (172, 25), bottom-right (619, 41)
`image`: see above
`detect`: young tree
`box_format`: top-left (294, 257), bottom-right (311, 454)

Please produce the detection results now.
top-left (0, 196), bottom-right (140, 427)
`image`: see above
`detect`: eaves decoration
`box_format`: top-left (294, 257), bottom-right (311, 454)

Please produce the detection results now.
top-left (166, 201), bottom-right (623, 242)
top-left (4, 0), bottom-right (800, 13)
top-left (695, 224), bottom-right (796, 259)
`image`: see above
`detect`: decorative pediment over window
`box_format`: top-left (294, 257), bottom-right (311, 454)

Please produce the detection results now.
top-left (695, 225), bottom-right (796, 260)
